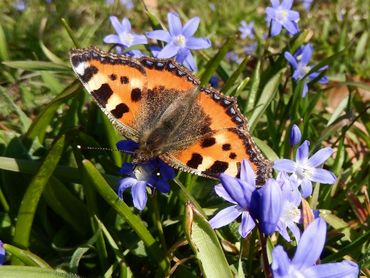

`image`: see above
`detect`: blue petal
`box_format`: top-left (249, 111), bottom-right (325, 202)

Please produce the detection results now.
top-left (283, 20), bottom-right (298, 35)
top-left (240, 160), bottom-right (256, 187)
top-left (239, 212), bottom-right (256, 238)
top-left (311, 169), bottom-right (336, 184)
top-left (182, 51), bottom-right (197, 71)
top-left (270, 0), bottom-right (280, 8)
top-left (289, 124), bottom-right (302, 146)
top-left (284, 51), bottom-right (298, 69)
top-left (271, 21), bottom-right (282, 36)
top-left (287, 222), bottom-right (301, 242)
top-left (118, 177), bottom-right (137, 198)
top-left (0, 240), bottom-right (5, 265)
top-left (176, 48), bottom-right (190, 63)
top-left (146, 30), bottom-right (171, 43)
top-left (281, 0), bottom-right (294, 9)
top-left (158, 160), bottom-right (176, 180)
top-left (209, 205), bottom-right (241, 229)
top-left (287, 10), bottom-right (300, 21)
top-left (109, 16), bottom-right (123, 34)
top-left (300, 178), bottom-right (313, 197)
top-left (296, 140), bottom-right (310, 162)
top-left (259, 179), bottom-right (282, 235)
top-left (214, 184), bottom-right (237, 204)
top-left (119, 162), bottom-right (135, 175)
top-left (154, 179), bottom-right (170, 193)
top-left (104, 34), bottom-right (121, 44)
top-left (220, 174), bottom-right (250, 208)
top-left (186, 37), bottom-right (211, 50)
top-left (302, 82), bottom-right (309, 97)
top-left (120, 17), bottom-right (132, 33)
top-left (301, 44), bottom-right (313, 65)
top-left (308, 147), bottom-right (333, 167)
top-left (182, 16), bottom-right (200, 37)
top-left (131, 181), bottom-right (148, 210)
top-left (116, 140), bottom-right (139, 153)
top-left (271, 246), bottom-right (291, 278)
top-left (168, 12), bottom-right (182, 36)
top-left (131, 34), bottom-right (148, 45)
top-left (157, 42), bottom-right (180, 58)
top-left (273, 159), bottom-right (296, 172)
top-left (303, 260), bottom-right (359, 278)
top-left (292, 218), bottom-right (326, 269)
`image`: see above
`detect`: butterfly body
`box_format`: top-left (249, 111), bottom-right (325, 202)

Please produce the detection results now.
top-left (70, 47), bottom-right (272, 184)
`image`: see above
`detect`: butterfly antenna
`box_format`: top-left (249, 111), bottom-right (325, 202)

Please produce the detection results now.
top-left (76, 145), bottom-right (135, 155)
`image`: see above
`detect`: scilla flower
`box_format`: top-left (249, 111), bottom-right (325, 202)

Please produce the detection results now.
top-left (271, 218), bottom-right (359, 278)
top-left (116, 140), bottom-right (175, 211)
top-left (146, 12), bottom-right (211, 71)
top-left (265, 0), bottom-right (300, 36)
top-left (273, 140), bottom-right (336, 197)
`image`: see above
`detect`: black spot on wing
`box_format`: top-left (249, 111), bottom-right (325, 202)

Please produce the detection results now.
top-left (201, 137), bottom-right (216, 148)
top-left (131, 88), bottom-right (142, 102)
top-left (205, 161), bottom-right (229, 175)
top-left (111, 103), bottom-right (129, 118)
top-left (186, 153), bottom-right (203, 169)
top-left (109, 73), bottom-right (117, 80)
top-left (229, 152), bottom-right (237, 159)
top-left (91, 83), bottom-right (113, 108)
top-left (71, 55), bottom-right (81, 67)
top-left (222, 144), bottom-right (231, 151)
top-left (80, 65), bottom-right (98, 83)
top-left (120, 76), bottom-right (129, 84)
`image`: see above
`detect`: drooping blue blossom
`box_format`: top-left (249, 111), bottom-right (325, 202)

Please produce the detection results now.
top-left (265, 0), bottom-right (300, 36)
top-left (0, 240), bottom-right (5, 265)
top-left (275, 172), bottom-right (302, 242)
top-left (14, 0), bottom-right (27, 11)
top-left (271, 218), bottom-right (359, 278)
top-left (300, 0), bottom-right (313, 11)
top-left (209, 160), bottom-right (282, 237)
top-left (146, 12), bottom-right (211, 71)
top-left (284, 44), bottom-right (329, 97)
top-left (116, 140), bottom-right (176, 211)
top-left (105, 0), bottom-right (134, 9)
top-left (289, 124), bottom-right (302, 146)
top-left (103, 16), bottom-right (147, 57)
top-left (274, 140), bottom-right (336, 197)
top-left (209, 75), bottom-right (219, 88)
top-left (239, 21), bottom-right (255, 39)
top-left (243, 42), bottom-right (257, 55)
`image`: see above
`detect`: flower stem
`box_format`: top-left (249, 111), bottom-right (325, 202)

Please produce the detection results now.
top-left (257, 225), bottom-right (272, 278)
top-left (151, 190), bottom-right (167, 251)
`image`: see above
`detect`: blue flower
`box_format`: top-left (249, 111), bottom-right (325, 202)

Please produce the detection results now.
top-left (271, 218), bottom-right (359, 278)
top-left (275, 172), bottom-right (302, 242)
top-left (239, 21), bottom-right (255, 39)
top-left (284, 44), bottom-right (329, 97)
top-left (209, 160), bottom-right (282, 237)
top-left (226, 52), bottom-right (242, 64)
top-left (103, 16), bottom-right (147, 57)
top-left (0, 240), bottom-right (5, 265)
top-left (243, 42), bottom-right (257, 55)
top-left (209, 75), bottom-right (219, 88)
top-left (14, 0), bottom-right (27, 11)
top-left (300, 0), bottom-right (313, 11)
top-left (265, 0), bottom-right (300, 36)
top-left (273, 140), bottom-right (336, 197)
top-left (289, 124), bottom-right (302, 146)
top-left (116, 140), bottom-right (176, 211)
top-left (146, 12), bottom-right (211, 71)
top-left (105, 0), bottom-right (134, 9)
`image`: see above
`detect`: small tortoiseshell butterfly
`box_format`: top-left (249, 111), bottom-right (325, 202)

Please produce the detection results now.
top-left (69, 47), bottom-right (272, 184)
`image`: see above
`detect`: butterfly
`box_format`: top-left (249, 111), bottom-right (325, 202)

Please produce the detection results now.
top-left (69, 47), bottom-right (271, 185)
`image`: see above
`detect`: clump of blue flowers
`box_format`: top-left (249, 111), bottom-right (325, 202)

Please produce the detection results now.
top-left (116, 140), bottom-right (176, 211)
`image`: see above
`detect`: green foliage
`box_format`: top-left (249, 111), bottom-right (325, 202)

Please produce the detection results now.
top-left (0, 0), bottom-right (369, 277)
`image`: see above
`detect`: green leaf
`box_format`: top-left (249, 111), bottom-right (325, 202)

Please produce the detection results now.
top-left (249, 69), bottom-right (283, 131)
top-left (222, 57), bottom-right (250, 95)
top-left (24, 80), bottom-right (81, 145)
top-left (184, 202), bottom-right (233, 278)
top-left (81, 160), bottom-right (170, 275)
top-left (354, 31), bottom-right (368, 61)
top-left (4, 244), bottom-right (51, 268)
top-left (244, 59), bottom-right (261, 112)
top-left (13, 135), bottom-right (66, 249)
top-left (61, 18), bottom-right (81, 48)
top-left (39, 41), bottom-right (66, 65)
top-left (200, 36), bottom-right (236, 86)
top-left (2, 61), bottom-right (69, 71)
top-left (0, 23), bottom-right (9, 61)
top-left (0, 266), bottom-right (78, 278)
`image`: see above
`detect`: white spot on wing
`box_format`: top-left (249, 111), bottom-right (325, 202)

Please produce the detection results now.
top-left (214, 133), bottom-right (228, 144)
top-left (86, 73), bottom-right (108, 91)
top-left (130, 78), bottom-right (143, 89)
top-left (74, 62), bottom-right (88, 75)
top-left (196, 156), bottom-right (214, 171)
top-left (106, 94), bottom-right (121, 111)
